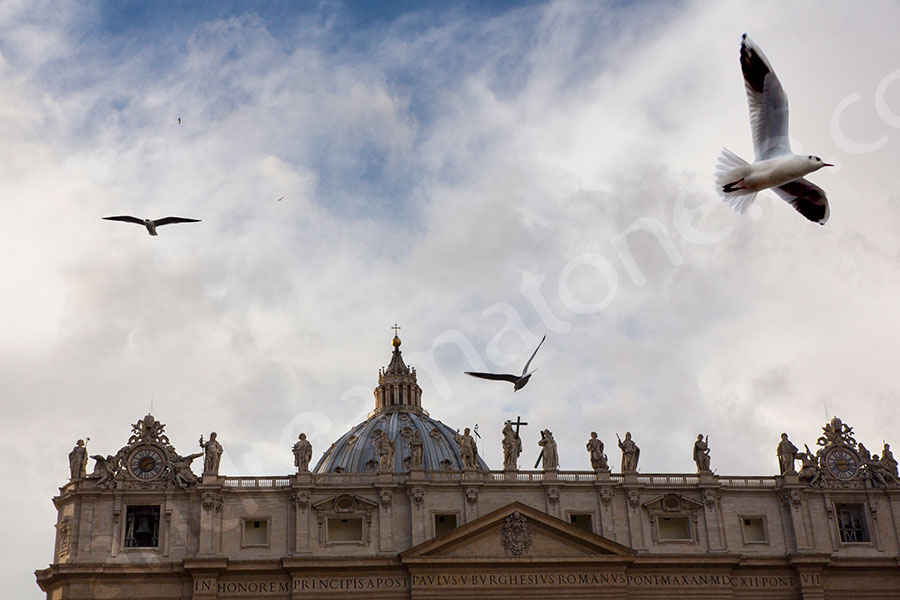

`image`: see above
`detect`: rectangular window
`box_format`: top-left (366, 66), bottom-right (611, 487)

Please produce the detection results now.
top-left (434, 513), bottom-right (457, 537)
top-left (836, 504), bottom-right (870, 543)
top-left (741, 516), bottom-right (768, 544)
top-left (242, 519), bottom-right (269, 547)
top-left (569, 513), bottom-right (593, 533)
top-left (657, 516), bottom-right (691, 541)
top-left (124, 505), bottom-right (160, 548)
top-left (327, 517), bottom-right (363, 542)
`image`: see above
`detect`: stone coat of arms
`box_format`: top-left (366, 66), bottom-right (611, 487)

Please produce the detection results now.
top-left (500, 511), bottom-right (532, 555)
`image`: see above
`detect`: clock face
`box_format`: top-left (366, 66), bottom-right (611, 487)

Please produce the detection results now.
top-left (129, 447), bottom-right (165, 480)
top-left (825, 448), bottom-right (859, 480)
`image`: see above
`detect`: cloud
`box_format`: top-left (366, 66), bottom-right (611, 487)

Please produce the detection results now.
top-left (6, 2), bottom-right (900, 597)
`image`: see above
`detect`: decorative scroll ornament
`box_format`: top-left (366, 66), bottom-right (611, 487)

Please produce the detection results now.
top-left (408, 487), bottom-right (425, 507)
top-left (128, 414), bottom-right (170, 445)
top-left (599, 488), bottom-right (613, 506)
top-left (500, 511), bottom-right (533, 556)
top-left (201, 491), bottom-right (223, 512)
top-left (546, 487), bottom-right (560, 505)
top-left (291, 491), bottom-right (311, 511)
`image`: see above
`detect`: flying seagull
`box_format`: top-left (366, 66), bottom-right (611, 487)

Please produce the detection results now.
top-left (102, 215), bottom-right (201, 236)
top-left (715, 34), bottom-right (832, 225)
top-left (465, 335), bottom-right (546, 392)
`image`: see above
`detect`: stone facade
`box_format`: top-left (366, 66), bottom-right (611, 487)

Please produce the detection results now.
top-left (36, 341), bottom-right (900, 599)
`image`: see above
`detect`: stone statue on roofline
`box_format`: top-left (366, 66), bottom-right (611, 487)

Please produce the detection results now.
top-left (68, 439), bottom-right (88, 480)
top-left (501, 421), bottom-right (522, 470)
top-left (293, 433), bottom-right (313, 472)
top-left (882, 443), bottom-right (899, 479)
top-left (455, 427), bottom-right (478, 469)
top-left (798, 445), bottom-right (822, 487)
top-left (617, 432), bottom-right (639, 473)
top-left (199, 432), bottom-right (223, 475)
top-left (776, 433), bottom-right (799, 475)
top-left (693, 434), bottom-right (711, 473)
top-left (171, 452), bottom-right (203, 488)
top-left (586, 432), bottom-right (608, 470)
top-left (90, 454), bottom-right (120, 489)
top-left (537, 429), bottom-right (558, 470)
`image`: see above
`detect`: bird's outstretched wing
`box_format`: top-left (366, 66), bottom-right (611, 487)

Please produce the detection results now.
top-left (521, 335), bottom-right (546, 375)
top-left (102, 215), bottom-right (145, 225)
top-left (740, 34), bottom-right (791, 160)
top-left (771, 178), bottom-right (829, 225)
top-left (153, 217), bottom-right (201, 226)
top-left (465, 371), bottom-right (519, 383)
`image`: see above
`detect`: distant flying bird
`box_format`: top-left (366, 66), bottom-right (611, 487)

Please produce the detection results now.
top-left (715, 34), bottom-right (832, 225)
top-left (465, 335), bottom-right (546, 392)
top-left (177, 117), bottom-right (181, 125)
top-left (102, 215), bottom-right (201, 236)
top-left (276, 196), bottom-right (284, 202)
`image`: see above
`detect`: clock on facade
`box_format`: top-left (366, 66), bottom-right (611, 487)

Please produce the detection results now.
top-left (824, 447), bottom-right (860, 480)
top-left (128, 446), bottom-right (165, 480)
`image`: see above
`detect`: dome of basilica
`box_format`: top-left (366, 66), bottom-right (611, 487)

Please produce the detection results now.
top-left (313, 333), bottom-right (489, 473)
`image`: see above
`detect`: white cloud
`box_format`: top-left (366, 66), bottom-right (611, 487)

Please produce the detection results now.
top-left (5, 2), bottom-right (900, 597)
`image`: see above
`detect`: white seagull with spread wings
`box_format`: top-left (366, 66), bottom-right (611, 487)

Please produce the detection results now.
top-left (715, 34), bottom-right (832, 224)
top-left (465, 335), bottom-right (546, 392)
top-left (102, 215), bottom-right (201, 236)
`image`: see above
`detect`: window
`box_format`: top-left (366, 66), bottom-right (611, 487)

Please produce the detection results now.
top-left (124, 505), bottom-right (160, 548)
top-left (741, 516), bottom-right (768, 544)
top-left (434, 513), bottom-right (457, 537)
top-left (242, 519), bottom-right (269, 547)
top-left (327, 517), bottom-right (363, 542)
top-left (836, 504), bottom-right (870, 543)
top-left (657, 516), bottom-right (691, 541)
top-left (569, 513), bottom-right (593, 533)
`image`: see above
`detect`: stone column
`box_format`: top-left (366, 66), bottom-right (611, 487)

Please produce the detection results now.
top-left (544, 484), bottom-right (561, 519)
top-left (377, 487), bottom-right (394, 554)
top-left (290, 488), bottom-right (311, 555)
top-left (790, 555), bottom-right (829, 600)
top-left (623, 488), bottom-right (645, 550)
top-left (78, 496), bottom-right (96, 558)
top-left (198, 484), bottom-right (223, 555)
top-left (184, 557), bottom-right (228, 600)
top-left (407, 485), bottom-right (427, 546)
top-left (781, 483), bottom-right (810, 551)
top-left (700, 481), bottom-right (726, 551)
top-left (596, 482), bottom-right (616, 540)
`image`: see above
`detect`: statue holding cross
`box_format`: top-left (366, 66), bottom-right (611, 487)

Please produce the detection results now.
top-left (502, 417), bottom-right (526, 470)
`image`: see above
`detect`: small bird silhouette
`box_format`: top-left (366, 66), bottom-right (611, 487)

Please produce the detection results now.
top-left (177, 117), bottom-right (181, 125)
top-left (465, 335), bottom-right (546, 392)
top-left (276, 196), bottom-right (284, 202)
top-left (102, 215), bottom-right (201, 236)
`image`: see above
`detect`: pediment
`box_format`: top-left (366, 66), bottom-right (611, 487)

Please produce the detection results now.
top-left (311, 493), bottom-right (378, 513)
top-left (642, 493), bottom-right (704, 513)
top-left (402, 502), bottom-right (634, 561)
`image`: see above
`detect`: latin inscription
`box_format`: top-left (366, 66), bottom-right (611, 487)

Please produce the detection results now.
top-left (410, 573), bottom-right (800, 588)
top-left (198, 572), bottom-right (815, 595)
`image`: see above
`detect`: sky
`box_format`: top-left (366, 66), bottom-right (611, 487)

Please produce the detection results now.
top-left (4, 0), bottom-right (900, 596)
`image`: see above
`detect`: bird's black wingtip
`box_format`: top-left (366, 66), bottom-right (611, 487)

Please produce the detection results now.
top-left (742, 32), bottom-right (748, 40)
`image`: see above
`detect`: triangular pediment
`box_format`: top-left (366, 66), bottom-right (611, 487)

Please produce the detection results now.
top-left (311, 493), bottom-right (378, 513)
top-left (402, 502), bottom-right (634, 561)
top-left (642, 493), bottom-right (704, 513)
